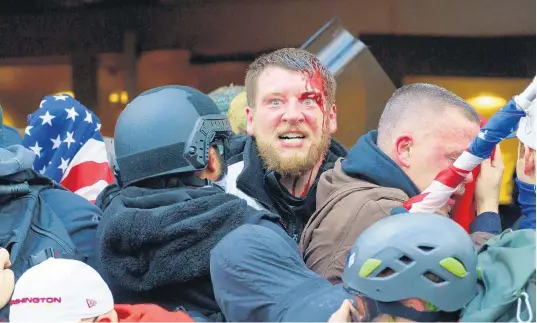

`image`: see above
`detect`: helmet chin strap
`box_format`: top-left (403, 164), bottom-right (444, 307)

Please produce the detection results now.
top-left (180, 173), bottom-right (210, 187)
top-left (353, 295), bottom-right (460, 322)
top-left (112, 162), bottom-right (123, 187)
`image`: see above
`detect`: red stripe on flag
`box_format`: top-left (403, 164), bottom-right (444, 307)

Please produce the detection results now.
top-left (402, 192), bottom-right (430, 210)
top-left (451, 165), bottom-right (470, 176)
top-left (434, 167), bottom-right (466, 188)
top-left (60, 161), bottom-right (114, 193)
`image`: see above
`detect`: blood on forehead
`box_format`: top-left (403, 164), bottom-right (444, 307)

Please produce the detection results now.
top-left (302, 67), bottom-right (326, 114)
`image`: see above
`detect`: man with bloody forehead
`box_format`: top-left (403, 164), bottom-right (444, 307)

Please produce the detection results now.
top-left (221, 48), bottom-right (347, 242)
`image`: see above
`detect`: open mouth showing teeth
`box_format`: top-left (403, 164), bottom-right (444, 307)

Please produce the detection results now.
top-left (279, 133), bottom-right (306, 140)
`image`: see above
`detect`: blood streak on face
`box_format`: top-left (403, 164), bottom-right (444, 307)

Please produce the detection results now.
top-left (302, 68), bottom-right (326, 114)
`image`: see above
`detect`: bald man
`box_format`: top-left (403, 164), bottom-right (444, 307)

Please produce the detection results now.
top-left (299, 83), bottom-right (505, 284)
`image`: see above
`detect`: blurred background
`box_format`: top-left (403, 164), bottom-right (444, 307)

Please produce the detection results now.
top-left (0, 0), bottom-right (535, 209)
top-left (0, 0), bottom-right (534, 134)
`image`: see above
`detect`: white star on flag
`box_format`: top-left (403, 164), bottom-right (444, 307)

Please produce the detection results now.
top-left (58, 157), bottom-right (70, 174)
top-left (39, 111), bottom-right (55, 126)
top-left (65, 107), bottom-right (79, 121)
top-left (54, 94), bottom-right (69, 101)
top-left (39, 165), bottom-right (47, 174)
top-left (29, 142), bottom-right (42, 158)
top-left (95, 123), bottom-right (102, 132)
top-left (63, 131), bottom-right (76, 148)
top-left (50, 135), bottom-right (62, 150)
top-left (25, 126), bottom-right (33, 136)
top-left (39, 99), bottom-right (47, 108)
top-left (477, 130), bottom-right (488, 140)
top-left (84, 111), bottom-right (93, 124)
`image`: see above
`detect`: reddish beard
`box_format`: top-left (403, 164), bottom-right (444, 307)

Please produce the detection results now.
top-left (256, 123), bottom-right (331, 177)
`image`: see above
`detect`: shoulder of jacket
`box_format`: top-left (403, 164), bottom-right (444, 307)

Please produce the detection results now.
top-left (327, 179), bottom-right (409, 205)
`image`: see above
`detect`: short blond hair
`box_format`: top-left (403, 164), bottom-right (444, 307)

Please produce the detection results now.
top-left (227, 91), bottom-right (247, 134)
top-left (245, 48), bottom-right (336, 109)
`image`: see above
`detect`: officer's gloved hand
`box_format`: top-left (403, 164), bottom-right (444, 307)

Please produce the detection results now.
top-left (0, 248), bottom-right (14, 308)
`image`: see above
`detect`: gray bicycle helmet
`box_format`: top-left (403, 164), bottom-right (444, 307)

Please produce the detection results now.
top-left (342, 213), bottom-right (477, 314)
top-left (114, 85), bottom-right (233, 187)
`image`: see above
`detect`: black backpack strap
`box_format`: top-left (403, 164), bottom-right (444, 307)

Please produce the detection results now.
top-left (511, 215), bottom-right (524, 230)
top-left (29, 248), bottom-right (89, 267)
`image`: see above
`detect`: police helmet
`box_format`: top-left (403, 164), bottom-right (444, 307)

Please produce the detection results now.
top-left (114, 85), bottom-right (233, 187)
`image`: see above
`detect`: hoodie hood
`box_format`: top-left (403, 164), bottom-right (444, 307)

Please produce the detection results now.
top-left (115, 304), bottom-right (194, 322)
top-left (341, 130), bottom-right (420, 197)
top-left (0, 145), bottom-right (35, 177)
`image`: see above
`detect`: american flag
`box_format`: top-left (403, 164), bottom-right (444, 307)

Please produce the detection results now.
top-left (22, 94), bottom-right (114, 203)
top-left (403, 78), bottom-right (536, 216)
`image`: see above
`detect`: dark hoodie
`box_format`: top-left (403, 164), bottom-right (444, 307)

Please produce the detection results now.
top-left (224, 135), bottom-right (348, 241)
top-left (0, 145), bottom-right (100, 259)
top-left (0, 144), bottom-right (101, 320)
top-left (95, 178), bottom-right (295, 319)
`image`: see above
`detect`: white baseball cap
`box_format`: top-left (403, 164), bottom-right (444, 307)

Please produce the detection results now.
top-left (517, 100), bottom-right (535, 149)
top-left (9, 258), bottom-right (114, 322)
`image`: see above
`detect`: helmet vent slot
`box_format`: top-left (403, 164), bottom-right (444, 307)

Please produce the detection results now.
top-left (399, 255), bottom-right (414, 265)
top-left (423, 271), bottom-right (446, 284)
top-left (376, 267), bottom-right (396, 278)
top-left (417, 245), bottom-right (435, 253)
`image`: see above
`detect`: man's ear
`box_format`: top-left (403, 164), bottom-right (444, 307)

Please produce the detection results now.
top-left (402, 298), bottom-right (426, 312)
top-left (245, 106), bottom-right (255, 136)
top-left (394, 134), bottom-right (413, 168)
top-left (205, 146), bottom-right (218, 174)
top-left (327, 104), bottom-right (337, 134)
top-left (198, 146), bottom-right (223, 182)
top-left (523, 147), bottom-right (535, 176)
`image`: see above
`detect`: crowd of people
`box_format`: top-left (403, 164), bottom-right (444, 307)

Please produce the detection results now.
top-left (0, 47), bottom-right (535, 322)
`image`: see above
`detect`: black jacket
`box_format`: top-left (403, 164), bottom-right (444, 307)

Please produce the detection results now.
top-left (225, 135), bottom-right (348, 241)
top-left (94, 178), bottom-right (293, 319)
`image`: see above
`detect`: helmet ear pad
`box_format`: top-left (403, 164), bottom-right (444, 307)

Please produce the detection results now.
top-left (113, 86), bottom-right (233, 186)
top-left (112, 158), bottom-right (123, 187)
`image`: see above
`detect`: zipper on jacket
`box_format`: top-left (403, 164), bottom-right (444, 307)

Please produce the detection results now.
top-left (30, 224), bottom-right (75, 255)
